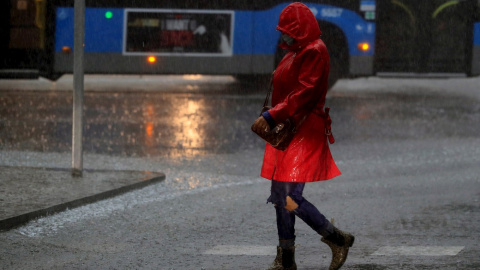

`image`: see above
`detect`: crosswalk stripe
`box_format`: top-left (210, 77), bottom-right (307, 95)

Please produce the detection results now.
top-left (205, 245), bottom-right (465, 256)
top-left (371, 246), bottom-right (464, 256)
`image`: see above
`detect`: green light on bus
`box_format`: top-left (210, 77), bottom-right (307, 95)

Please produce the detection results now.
top-left (105, 11), bottom-right (113, 19)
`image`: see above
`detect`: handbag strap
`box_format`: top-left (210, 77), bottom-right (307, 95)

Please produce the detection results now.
top-left (263, 71), bottom-right (275, 108)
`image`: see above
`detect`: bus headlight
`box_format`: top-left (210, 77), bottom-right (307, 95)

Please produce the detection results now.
top-left (358, 42), bottom-right (370, 51)
top-left (147, 56), bottom-right (157, 63)
top-left (62, 46), bottom-right (71, 54)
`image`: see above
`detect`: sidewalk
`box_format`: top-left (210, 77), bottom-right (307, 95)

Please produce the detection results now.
top-left (0, 75), bottom-right (197, 231)
top-left (0, 166), bottom-right (165, 231)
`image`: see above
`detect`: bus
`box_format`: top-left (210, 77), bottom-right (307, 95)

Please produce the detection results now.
top-left (1, 0), bottom-right (479, 87)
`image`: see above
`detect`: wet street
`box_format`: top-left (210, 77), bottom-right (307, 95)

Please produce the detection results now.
top-left (1, 75), bottom-right (479, 157)
top-left (0, 75), bottom-right (264, 157)
top-left (0, 75), bottom-right (479, 269)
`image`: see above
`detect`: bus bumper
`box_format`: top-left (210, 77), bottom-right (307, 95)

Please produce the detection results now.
top-left (53, 53), bottom-right (275, 75)
top-left (472, 45), bottom-right (480, 76)
top-left (349, 55), bottom-right (374, 76)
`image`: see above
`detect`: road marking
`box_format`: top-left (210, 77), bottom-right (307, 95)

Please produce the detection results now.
top-left (205, 245), bottom-right (465, 257)
top-left (204, 245), bottom-right (277, 256)
top-left (372, 246), bottom-right (464, 256)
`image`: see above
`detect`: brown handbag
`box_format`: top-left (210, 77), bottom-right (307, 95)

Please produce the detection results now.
top-left (251, 77), bottom-right (297, 151)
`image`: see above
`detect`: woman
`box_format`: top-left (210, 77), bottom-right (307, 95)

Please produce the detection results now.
top-left (251, 3), bottom-right (354, 270)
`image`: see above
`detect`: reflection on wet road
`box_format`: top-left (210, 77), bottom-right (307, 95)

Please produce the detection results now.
top-left (0, 76), bottom-right (267, 157)
top-left (1, 76), bottom-right (479, 157)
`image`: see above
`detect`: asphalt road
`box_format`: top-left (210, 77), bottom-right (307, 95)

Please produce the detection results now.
top-left (0, 75), bottom-right (479, 269)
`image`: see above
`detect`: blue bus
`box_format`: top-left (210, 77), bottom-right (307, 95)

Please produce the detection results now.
top-left (1, 0), bottom-right (479, 87)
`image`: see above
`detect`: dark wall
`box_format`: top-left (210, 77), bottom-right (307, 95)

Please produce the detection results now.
top-left (0, 1), bottom-right (12, 68)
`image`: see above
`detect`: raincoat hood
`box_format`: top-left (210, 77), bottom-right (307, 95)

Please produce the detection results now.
top-left (276, 2), bottom-right (321, 50)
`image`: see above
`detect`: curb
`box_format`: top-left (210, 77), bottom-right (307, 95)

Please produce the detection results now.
top-left (0, 171), bottom-right (165, 231)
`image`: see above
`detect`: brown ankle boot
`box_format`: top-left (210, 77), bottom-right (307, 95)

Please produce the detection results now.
top-left (321, 227), bottom-right (355, 270)
top-left (266, 246), bottom-right (297, 270)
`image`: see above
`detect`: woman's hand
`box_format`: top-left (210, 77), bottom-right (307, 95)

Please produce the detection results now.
top-left (252, 116), bottom-right (270, 133)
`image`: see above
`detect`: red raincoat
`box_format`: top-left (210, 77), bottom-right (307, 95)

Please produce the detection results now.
top-left (260, 2), bottom-right (341, 182)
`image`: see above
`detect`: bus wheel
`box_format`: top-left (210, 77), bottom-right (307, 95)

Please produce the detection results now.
top-left (328, 55), bottom-right (341, 89)
top-left (234, 74), bottom-right (270, 87)
top-left (41, 72), bottom-right (63, 81)
top-left (319, 23), bottom-right (349, 90)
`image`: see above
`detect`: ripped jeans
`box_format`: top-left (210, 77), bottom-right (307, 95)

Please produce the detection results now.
top-left (267, 180), bottom-right (334, 241)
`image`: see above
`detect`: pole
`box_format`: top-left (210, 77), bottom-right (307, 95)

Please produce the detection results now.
top-left (72, 0), bottom-right (85, 177)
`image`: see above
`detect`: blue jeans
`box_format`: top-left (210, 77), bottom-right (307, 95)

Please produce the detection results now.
top-left (267, 180), bottom-right (333, 241)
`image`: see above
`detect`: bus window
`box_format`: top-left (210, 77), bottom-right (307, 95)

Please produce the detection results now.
top-left (1, 0), bottom-right (46, 72)
top-left (375, 0), bottom-right (417, 72)
top-left (375, 0), bottom-right (473, 74)
top-left (124, 9), bottom-right (233, 56)
top-left (429, 0), bottom-right (471, 73)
